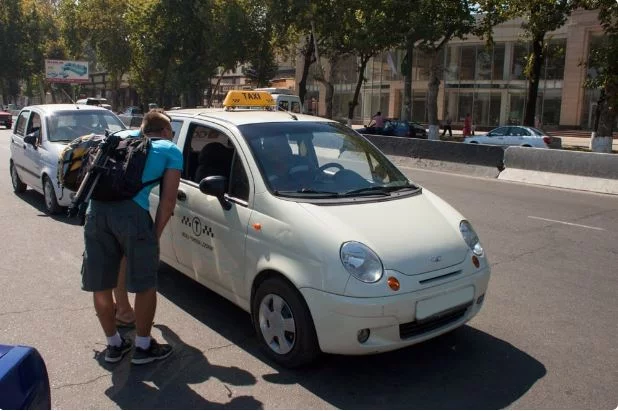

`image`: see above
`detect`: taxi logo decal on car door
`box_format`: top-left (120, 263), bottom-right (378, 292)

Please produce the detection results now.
top-left (181, 215), bottom-right (215, 238)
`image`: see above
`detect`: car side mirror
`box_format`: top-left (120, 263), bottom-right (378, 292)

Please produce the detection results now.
top-left (199, 176), bottom-right (231, 210)
top-left (24, 133), bottom-right (38, 147)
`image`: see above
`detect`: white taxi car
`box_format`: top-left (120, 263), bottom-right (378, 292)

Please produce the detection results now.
top-left (155, 91), bottom-right (491, 367)
top-left (9, 104), bottom-right (126, 214)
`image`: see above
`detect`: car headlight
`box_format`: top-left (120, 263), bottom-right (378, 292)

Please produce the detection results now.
top-left (460, 220), bottom-right (484, 256)
top-left (340, 241), bottom-right (384, 283)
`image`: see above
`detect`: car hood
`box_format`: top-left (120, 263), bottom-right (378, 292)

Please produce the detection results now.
top-left (298, 192), bottom-right (468, 275)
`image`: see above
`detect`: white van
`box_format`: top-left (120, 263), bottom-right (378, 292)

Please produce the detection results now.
top-left (254, 88), bottom-right (302, 113)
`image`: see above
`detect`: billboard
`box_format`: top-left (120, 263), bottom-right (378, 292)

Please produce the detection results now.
top-left (45, 59), bottom-right (90, 83)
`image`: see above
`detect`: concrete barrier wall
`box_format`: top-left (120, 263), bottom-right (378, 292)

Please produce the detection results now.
top-left (363, 134), bottom-right (506, 170)
top-left (503, 146), bottom-right (618, 179)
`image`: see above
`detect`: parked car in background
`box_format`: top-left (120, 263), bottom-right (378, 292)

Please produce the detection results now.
top-left (0, 108), bottom-right (12, 129)
top-left (0, 344), bottom-right (51, 409)
top-left (117, 106), bottom-right (144, 128)
top-left (9, 104), bottom-right (127, 214)
top-left (357, 119), bottom-right (428, 139)
top-left (464, 126), bottom-right (562, 149)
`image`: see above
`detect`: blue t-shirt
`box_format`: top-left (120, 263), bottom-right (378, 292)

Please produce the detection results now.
top-left (133, 138), bottom-right (183, 211)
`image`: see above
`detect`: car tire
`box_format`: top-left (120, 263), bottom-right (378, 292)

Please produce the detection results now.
top-left (43, 176), bottom-right (62, 214)
top-left (10, 161), bottom-right (27, 193)
top-left (252, 277), bottom-right (320, 368)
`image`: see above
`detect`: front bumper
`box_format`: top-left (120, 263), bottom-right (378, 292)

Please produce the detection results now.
top-left (300, 267), bottom-right (490, 355)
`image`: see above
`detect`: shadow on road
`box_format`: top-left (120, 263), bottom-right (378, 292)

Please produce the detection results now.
top-left (96, 323), bottom-right (263, 409)
top-left (157, 264), bottom-right (547, 409)
top-left (14, 189), bottom-right (82, 226)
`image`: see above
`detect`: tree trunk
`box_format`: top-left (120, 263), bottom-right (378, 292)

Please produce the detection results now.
top-left (348, 55), bottom-right (370, 125)
top-left (426, 50), bottom-right (441, 140)
top-left (208, 72), bottom-right (224, 107)
top-left (314, 57), bottom-right (337, 119)
top-left (524, 34), bottom-right (544, 126)
top-left (590, 87), bottom-right (616, 153)
top-left (401, 39), bottom-right (414, 122)
top-left (298, 34), bottom-right (315, 111)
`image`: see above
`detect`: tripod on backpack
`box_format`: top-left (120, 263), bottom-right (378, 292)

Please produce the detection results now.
top-left (67, 132), bottom-right (122, 225)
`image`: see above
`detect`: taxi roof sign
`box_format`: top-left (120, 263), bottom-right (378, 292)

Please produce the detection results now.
top-left (223, 90), bottom-right (275, 109)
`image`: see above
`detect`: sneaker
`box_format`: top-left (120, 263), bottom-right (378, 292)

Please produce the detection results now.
top-left (131, 338), bottom-right (173, 365)
top-left (104, 337), bottom-right (133, 363)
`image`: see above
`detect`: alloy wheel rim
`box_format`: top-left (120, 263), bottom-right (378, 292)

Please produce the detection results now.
top-left (258, 293), bottom-right (296, 355)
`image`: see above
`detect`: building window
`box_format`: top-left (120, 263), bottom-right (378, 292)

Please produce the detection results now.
top-left (476, 48), bottom-right (492, 80)
top-left (445, 45), bottom-right (460, 81)
top-left (508, 93), bottom-right (526, 124)
top-left (460, 46), bottom-right (476, 80)
top-left (545, 39), bottom-right (566, 80)
top-left (492, 44), bottom-right (505, 81)
top-left (511, 42), bottom-right (528, 80)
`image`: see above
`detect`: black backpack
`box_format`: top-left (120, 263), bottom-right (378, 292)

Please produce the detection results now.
top-left (86, 133), bottom-right (161, 201)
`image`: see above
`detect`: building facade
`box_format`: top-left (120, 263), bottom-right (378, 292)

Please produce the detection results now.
top-left (300, 9), bottom-right (604, 129)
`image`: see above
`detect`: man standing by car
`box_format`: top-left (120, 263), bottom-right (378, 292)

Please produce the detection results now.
top-left (81, 110), bottom-right (183, 364)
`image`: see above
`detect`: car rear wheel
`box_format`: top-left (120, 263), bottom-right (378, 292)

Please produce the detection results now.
top-left (252, 277), bottom-right (320, 368)
top-left (10, 161), bottom-right (27, 193)
top-left (43, 176), bottom-right (62, 214)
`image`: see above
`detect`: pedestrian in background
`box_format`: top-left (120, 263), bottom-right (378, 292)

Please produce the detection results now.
top-left (372, 111), bottom-right (385, 130)
top-left (441, 112), bottom-right (453, 138)
top-left (463, 113), bottom-right (472, 137)
top-left (81, 110), bottom-right (183, 364)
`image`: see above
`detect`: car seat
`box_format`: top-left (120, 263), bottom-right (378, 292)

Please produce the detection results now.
top-left (194, 142), bottom-right (234, 183)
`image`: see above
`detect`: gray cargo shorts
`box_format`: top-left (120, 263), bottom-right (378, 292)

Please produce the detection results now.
top-left (81, 200), bottom-right (159, 293)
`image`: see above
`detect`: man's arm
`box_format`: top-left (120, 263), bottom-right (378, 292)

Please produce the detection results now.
top-left (154, 168), bottom-right (181, 239)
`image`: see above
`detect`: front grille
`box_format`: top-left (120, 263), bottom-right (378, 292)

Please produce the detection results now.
top-left (399, 302), bottom-right (471, 340)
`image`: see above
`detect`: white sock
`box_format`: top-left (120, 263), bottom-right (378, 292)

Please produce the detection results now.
top-left (106, 332), bottom-right (122, 347)
top-left (135, 335), bottom-right (151, 350)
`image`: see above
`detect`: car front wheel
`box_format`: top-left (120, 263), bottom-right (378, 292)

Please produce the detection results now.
top-left (43, 176), bottom-right (62, 214)
top-left (252, 277), bottom-right (320, 368)
top-left (10, 161), bottom-right (27, 193)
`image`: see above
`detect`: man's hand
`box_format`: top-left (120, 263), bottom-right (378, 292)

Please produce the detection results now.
top-left (154, 169), bottom-right (181, 239)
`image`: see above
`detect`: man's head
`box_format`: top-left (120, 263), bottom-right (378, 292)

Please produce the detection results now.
top-left (141, 109), bottom-right (174, 140)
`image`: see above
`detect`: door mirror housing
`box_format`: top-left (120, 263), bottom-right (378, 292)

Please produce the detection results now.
top-left (199, 176), bottom-right (231, 210)
top-left (24, 133), bottom-right (38, 147)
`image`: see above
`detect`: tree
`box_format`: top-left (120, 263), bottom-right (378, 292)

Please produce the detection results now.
top-left (266, 0), bottom-right (316, 110)
top-left (208, 0), bottom-right (253, 106)
top-left (314, 0), bottom-right (400, 123)
top-left (73, 0), bottom-right (132, 109)
top-left (477, 0), bottom-right (576, 127)
top-left (393, 0), bottom-right (476, 139)
top-left (0, 0), bottom-right (24, 104)
top-left (580, 0), bottom-right (618, 153)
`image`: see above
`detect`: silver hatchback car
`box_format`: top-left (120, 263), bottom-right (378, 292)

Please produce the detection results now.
top-left (464, 126), bottom-right (562, 149)
top-left (9, 104), bottom-right (126, 214)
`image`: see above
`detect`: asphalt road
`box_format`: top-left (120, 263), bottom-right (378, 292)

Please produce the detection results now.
top-left (0, 128), bottom-right (616, 409)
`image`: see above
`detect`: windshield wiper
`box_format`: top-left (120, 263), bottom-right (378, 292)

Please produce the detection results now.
top-left (382, 183), bottom-right (420, 192)
top-left (342, 187), bottom-right (391, 197)
top-left (275, 189), bottom-right (340, 197)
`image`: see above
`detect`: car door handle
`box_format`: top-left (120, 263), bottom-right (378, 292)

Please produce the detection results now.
top-left (177, 190), bottom-right (187, 201)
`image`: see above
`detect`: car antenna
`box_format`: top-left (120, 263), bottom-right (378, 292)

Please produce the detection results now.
top-left (276, 105), bottom-right (298, 121)
top-left (54, 83), bottom-right (75, 104)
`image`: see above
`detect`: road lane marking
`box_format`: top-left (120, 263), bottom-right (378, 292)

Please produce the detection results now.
top-left (528, 216), bottom-right (605, 231)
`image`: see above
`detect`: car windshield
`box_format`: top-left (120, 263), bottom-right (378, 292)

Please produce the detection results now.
top-left (46, 111), bottom-right (126, 142)
top-left (528, 127), bottom-right (545, 135)
top-left (239, 121), bottom-right (418, 198)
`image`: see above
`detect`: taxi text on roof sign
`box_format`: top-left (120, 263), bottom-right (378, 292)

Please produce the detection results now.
top-left (223, 90), bottom-right (275, 109)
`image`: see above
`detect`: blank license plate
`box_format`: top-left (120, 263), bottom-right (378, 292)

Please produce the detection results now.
top-left (416, 286), bottom-right (474, 321)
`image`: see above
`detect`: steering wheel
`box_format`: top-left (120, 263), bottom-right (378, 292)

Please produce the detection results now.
top-left (317, 162), bottom-right (344, 173)
top-left (313, 162), bottom-right (344, 182)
